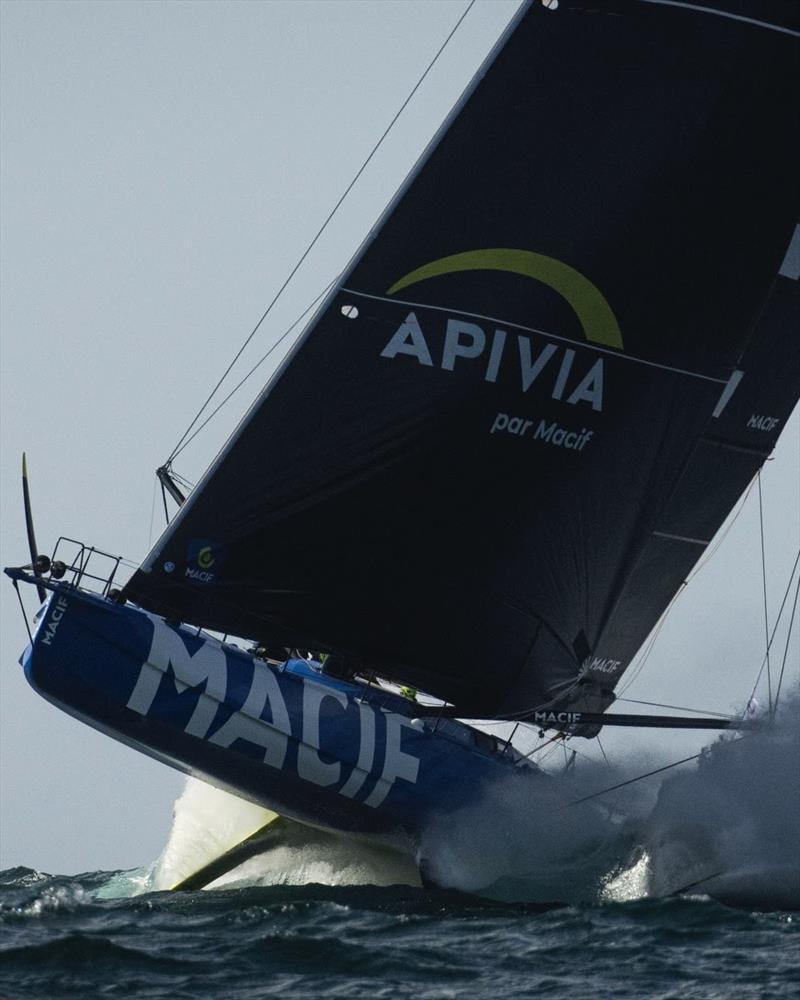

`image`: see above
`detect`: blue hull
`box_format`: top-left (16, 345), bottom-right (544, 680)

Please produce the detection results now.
top-left (19, 582), bottom-right (540, 855)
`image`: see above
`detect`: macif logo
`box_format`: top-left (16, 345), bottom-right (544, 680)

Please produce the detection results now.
top-left (185, 540), bottom-right (224, 584)
top-left (197, 547), bottom-right (215, 570)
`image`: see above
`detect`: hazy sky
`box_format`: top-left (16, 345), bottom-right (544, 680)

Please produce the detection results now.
top-left (1, 0), bottom-right (797, 875)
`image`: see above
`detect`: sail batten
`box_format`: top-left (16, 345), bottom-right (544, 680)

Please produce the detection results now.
top-left (340, 287), bottom-right (732, 385)
top-left (123, 1), bottom-right (800, 723)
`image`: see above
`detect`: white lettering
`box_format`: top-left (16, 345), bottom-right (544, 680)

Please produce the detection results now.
top-left (551, 348), bottom-right (575, 401)
top-left (381, 314), bottom-right (609, 414)
top-left (566, 358), bottom-right (604, 411)
top-left (442, 319), bottom-right (486, 371)
top-left (380, 312), bottom-right (433, 366)
top-left (41, 595), bottom-right (69, 646)
top-left (339, 702), bottom-right (377, 798)
top-left (484, 328), bottom-right (507, 383)
top-left (490, 412), bottom-right (534, 437)
top-left (364, 713), bottom-right (421, 808)
top-left (518, 338), bottom-right (556, 392)
top-left (297, 680), bottom-right (348, 787)
top-left (185, 568), bottom-right (215, 583)
top-left (491, 412), bottom-right (509, 434)
top-left (533, 710), bottom-right (582, 726)
top-left (581, 656), bottom-right (622, 676)
top-left (747, 414), bottom-right (780, 432)
top-left (533, 419), bottom-right (594, 451)
top-left (208, 663), bottom-right (291, 768)
top-left (127, 619), bottom-right (228, 738)
top-left (127, 623), bottom-right (423, 806)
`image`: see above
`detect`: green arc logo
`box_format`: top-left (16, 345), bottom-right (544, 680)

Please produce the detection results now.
top-left (386, 248), bottom-right (623, 350)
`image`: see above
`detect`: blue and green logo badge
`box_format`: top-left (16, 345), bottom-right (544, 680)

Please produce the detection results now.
top-left (185, 540), bottom-right (225, 584)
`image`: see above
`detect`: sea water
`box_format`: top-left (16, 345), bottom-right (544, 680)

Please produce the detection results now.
top-left (2, 701), bottom-right (798, 999)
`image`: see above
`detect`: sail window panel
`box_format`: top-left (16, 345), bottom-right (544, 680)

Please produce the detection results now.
top-left (653, 440), bottom-right (760, 549)
top-left (593, 536), bottom-right (701, 671)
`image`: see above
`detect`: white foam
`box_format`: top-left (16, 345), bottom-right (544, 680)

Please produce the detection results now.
top-left (149, 778), bottom-right (278, 891)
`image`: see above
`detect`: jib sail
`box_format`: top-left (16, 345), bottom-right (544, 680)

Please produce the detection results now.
top-left (123, 1), bottom-right (800, 721)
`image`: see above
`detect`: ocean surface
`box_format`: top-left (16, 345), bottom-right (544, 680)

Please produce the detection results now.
top-left (1, 867), bottom-right (798, 1000)
top-left (3, 706), bottom-right (798, 1000)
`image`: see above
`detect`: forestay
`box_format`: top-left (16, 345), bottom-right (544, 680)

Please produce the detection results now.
top-left (123, 0), bottom-right (800, 722)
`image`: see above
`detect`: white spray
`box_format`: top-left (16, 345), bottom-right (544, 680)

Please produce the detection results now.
top-left (638, 695), bottom-right (800, 908)
top-left (106, 699), bottom-right (797, 905)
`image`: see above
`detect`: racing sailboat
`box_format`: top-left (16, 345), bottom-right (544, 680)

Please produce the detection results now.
top-left (7, 0), bottom-right (800, 885)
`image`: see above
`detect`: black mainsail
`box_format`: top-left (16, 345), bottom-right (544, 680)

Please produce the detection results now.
top-left (123, 0), bottom-right (800, 723)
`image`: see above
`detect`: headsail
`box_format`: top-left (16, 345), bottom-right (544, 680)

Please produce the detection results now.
top-left (123, 1), bottom-right (800, 721)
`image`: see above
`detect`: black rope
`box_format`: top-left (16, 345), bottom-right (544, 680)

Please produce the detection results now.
top-left (166, 0), bottom-right (477, 465)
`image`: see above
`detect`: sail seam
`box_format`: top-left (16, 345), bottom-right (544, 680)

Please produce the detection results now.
top-left (340, 287), bottom-right (728, 385)
top-left (651, 530), bottom-right (709, 546)
top-left (702, 436), bottom-right (773, 458)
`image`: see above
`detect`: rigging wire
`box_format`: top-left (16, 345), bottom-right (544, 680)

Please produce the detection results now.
top-left (170, 279), bottom-right (336, 462)
top-left (120, 560), bottom-right (142, 571)
top-left (567, 736), bottom-right (748, 807)
top-left (747, 546), bottom-right (800, 710)
top-left (12, 580), bottom-right (33, 645)
top-left (165, 0), bottom-right (477, 466)
top-left (596, 736), bottom-right (611, 769)
top-left (535, 734), bottom-right (608, 770)
top-left (168, 469), bottom-right (196, 491)
top-left (615, 583), bottom-right (686, 697)
top-left (515, 727), bottom-right (610, 771)
top-left (774, 570), bottom-right (799, 712)
top-left (688, 475), bottom-right (757, 578)
top-left (757, 471), bottom-right (773, 714)
top-left (617, 475), bottom-right (758, 698)
top-left (616, 697), bottom-right (735, 718)
top-left (147, 476), bottom-right (158, 549)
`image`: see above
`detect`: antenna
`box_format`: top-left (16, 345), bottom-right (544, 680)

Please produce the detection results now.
top-left (22, 453), bottom-right (47, 603)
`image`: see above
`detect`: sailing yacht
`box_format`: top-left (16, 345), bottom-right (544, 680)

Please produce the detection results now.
top-left (7, 0), bottom-right (799, 888)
